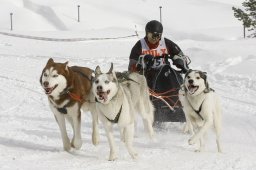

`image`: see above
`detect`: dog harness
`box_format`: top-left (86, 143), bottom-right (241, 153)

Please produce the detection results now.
top-left (49, 99), bottom-right (69, 114)
top-left (105, 105), bottom-right (122, 124)
top-left (186, 97), bottom-right (205, 120)
top-left (95, 97), bottom-right (122, 123)
top-left (57, 106), bottom-right (68, 114)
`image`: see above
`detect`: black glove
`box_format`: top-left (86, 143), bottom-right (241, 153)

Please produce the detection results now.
top-left (172, 55), bottom-right (189, 73)
top-left (136, 63), bottom-right (142, 71)
top-left (143, 54), bottom-right (154, 67)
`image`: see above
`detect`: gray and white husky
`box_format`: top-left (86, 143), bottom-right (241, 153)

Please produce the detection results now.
top-left (92, 63), bottom-right (154, 160)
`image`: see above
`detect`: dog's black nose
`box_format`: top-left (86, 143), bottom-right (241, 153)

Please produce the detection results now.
top-left (97, 85), bottom-right (102, 91)
top-left (43, 81), bottom-right (49, 87)
top-left (188, 79), bottom-right (194, 84)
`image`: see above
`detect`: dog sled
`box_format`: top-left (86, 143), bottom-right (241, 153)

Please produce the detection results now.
top-left (137, 55), bottom-right (189, 123)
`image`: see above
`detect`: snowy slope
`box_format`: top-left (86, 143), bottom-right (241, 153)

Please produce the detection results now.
top-left (0, 0), bottom-right (256, 170)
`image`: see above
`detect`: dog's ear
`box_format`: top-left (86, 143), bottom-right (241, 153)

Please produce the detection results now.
top-left (95, 66), bottom-right (102, 75)
top-left (91, 71), bottom-right (96, 82)
top-left (64, 61), bottom-right (69, 72)
top-left (199, 71), bottom-right (211, 93)
top-left (112, 70), bottom-right (118, 81)
top-left (107, 63), bottom-right (113, 74)
top-left (203, 81), bottom-right (211, 93)
top-left (198, 71), bottom-right (206, 80)
top-left (46, 58), bottom-right (54, 65)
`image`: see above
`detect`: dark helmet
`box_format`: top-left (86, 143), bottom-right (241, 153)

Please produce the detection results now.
top-left (145, 20), bottom-right (163, 33)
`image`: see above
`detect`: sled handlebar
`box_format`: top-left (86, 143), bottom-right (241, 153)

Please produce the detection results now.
top-left (153, 54), bottom-right (172, 60)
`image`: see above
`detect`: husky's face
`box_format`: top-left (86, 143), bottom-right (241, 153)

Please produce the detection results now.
top-left (92, 63), bottom-right (118, 104)
top-left (184, 70), bottom-right (208, 96)
top-left (40, 58), bottom-right (68, 98)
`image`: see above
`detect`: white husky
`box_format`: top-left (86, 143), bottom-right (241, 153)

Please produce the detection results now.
top-left (92, 63), bottom-right (154, 160)
top-left (179, 69), bottom-right (222, 152)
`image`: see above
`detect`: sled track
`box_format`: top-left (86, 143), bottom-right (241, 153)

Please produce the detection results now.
top-left (0, 75), bottom-right (42, 95)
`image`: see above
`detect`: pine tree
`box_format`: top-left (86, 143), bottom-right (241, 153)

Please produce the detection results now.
top-left (232, 0), bottom-right (256, 38)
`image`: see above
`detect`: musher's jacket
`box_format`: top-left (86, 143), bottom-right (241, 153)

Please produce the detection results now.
top-left (128, 37), bottom-right (183, 72)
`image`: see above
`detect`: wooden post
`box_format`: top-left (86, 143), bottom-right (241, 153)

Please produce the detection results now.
top-left (159, 6), bottom-right (162, 23)
top-left (77, 5), bottom-right (80, 22)
top-left (10, 13), bottom-right (13, 31)
top-left (243, 24), bottom-right (246, 38)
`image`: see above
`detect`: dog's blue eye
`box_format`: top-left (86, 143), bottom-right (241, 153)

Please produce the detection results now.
top-left (53, 75), bottom-right (58, 78)
top-left (196, 77), bottom-right (200, 79)
top-left (187, 76), bottom-right (190, 79)
top-left (105, 80), bottom-right (109, 84)
top-left (43, 73), bottom-right (47, 77)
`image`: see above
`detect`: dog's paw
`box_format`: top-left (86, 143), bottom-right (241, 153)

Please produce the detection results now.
top-left (183, 123), bottom-right (189, 134)
top-left (130, 152), bottom-right (138, 159)
top-left (194, 149), bottom-right (201, 152)
top-left (108, 153), bottom-right (118, 161)
top-left (71, 139), bottom-right (82, 149)
top-left (188, 138), bottom-right (196, 145)
top-left (148, 128), bottom-right (155, 139)
top-left (63, 142), bottom-right (72, 151)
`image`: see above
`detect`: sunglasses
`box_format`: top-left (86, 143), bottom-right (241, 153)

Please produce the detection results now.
top-left (147, 32), bottom-right (162, 40)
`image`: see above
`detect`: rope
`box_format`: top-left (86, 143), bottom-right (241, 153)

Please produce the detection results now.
top-left (149, 87), bottom-right (184, 111)
top-left (0, 31), bottom-right (138, 42)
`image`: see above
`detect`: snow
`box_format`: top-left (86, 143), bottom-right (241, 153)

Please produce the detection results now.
top-left (0, 0), bottom-right (256, 169)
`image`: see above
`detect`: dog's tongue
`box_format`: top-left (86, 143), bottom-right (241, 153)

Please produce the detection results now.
top-left (99, 92), bottom-right (108, 102)
top-left (188, 85), bottom-right (198, 94)
top-left (102, 92), bottom-right (108, 102)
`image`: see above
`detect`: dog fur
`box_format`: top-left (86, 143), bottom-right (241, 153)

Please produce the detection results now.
top-left (92, 63), bottom-right (154, 160)
top-left (179, 69), bottom-right (222, 152)
top-left (40, 58), bottom-right (99, 151)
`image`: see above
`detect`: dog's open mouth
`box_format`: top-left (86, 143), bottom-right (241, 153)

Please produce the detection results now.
top-left (44, 84), bottom-right (58, 95)
top-left (188, 84), bottom-right (199, 94)
top-left (97, 90), bottom-right (110, 102)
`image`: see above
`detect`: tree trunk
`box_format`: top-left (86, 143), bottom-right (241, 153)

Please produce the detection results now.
top-left (243, 24), bottom-right (246, 38)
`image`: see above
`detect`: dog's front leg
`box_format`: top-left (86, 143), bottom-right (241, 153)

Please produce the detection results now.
top-left (189, 119), bottom-right (212, 145)
top-left (54, 113), bottom-right (71, 151)
top-left (183, 115), bottom-right (194, 134)
top-left (103, 122), bottom-right (117, 161)
top-left (195, 132), bottom-right (208, 152)
top-left (91, 109), bottom-right (100, 146)
top-left (70, 113), bottom-right (82, 149)
top-left (124, 123), bottom-right (138, 159)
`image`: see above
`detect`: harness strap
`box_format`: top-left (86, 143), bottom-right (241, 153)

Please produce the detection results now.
top-left (55, 102), bottom-right (70, 114)
top-left (105, 105), bottom-right (122, 124)
top-left (94, 97), bottom-right (122, 124)
top-left (187, 98), bottom-right (204, 120)
top-left (59, 69), bottom-right (92, 103)
top-left (57, 107), bottom-right (67, 114)
top-left (67, 91), bottom-right (82, 102)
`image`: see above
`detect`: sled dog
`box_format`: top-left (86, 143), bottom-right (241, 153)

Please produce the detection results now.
top-left (179, 69), bottom-right (222, 152)
top-left (92, 63), bottom-right (154, 160)
top-left (40, 58), bottom-right (99, 151)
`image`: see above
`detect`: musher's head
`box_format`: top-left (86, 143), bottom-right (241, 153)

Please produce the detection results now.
top-left (145, 20), bottom-right (163, 44)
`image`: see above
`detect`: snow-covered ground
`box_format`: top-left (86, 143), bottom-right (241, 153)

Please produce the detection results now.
top-left (0, 0), bottom-right (256, 169)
